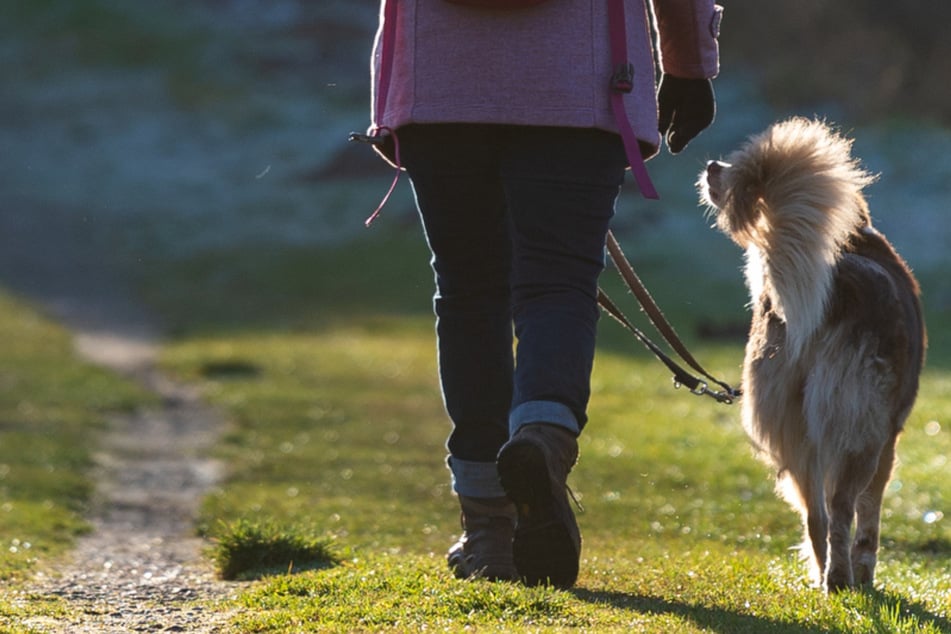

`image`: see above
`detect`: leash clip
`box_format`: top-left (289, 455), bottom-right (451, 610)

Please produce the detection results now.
top-left (689, 380), bottom-right (710, 397)
top-left (673, 378), bottom-right (737, 405)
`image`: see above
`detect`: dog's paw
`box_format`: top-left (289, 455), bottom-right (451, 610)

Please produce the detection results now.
top-left (825, 566), bottom-right (854, 594)
top-left (851, 554), bottom-right (876, 587)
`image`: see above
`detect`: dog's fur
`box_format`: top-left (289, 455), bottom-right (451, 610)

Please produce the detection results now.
top-left (699, 117), bottom-right (926, 592)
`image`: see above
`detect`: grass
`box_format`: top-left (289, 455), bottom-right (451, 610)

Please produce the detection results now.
top-left (212, 518), bottom-right (341, 581)
top-left (0, 226), bottom-right (947, 631)
top-left (222, 550), bottom-right (948, 633)
top-left (144, 228), bottom-right (949, 632)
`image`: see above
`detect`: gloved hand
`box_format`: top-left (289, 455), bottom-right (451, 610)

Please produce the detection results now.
top-left (657, 74), bottom-right (715, 154)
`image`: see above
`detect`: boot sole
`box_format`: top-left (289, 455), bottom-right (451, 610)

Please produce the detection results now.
top-left (497, 438), bottom-right (579, 588)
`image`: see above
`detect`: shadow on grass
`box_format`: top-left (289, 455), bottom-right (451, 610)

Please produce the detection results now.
top-left (860, 587), bottom-right (951, 634)
top-left (572, 589), bottom-right (825, 634)
top-left (571, 587), bottom-right (951, 634)
top-left (227, 559), bottom-right (340, 582)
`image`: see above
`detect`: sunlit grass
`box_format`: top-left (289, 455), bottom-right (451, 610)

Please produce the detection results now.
top-left (158, 322), bottom-right (950, 631)
top-left (0, 223), bottom-right (947, 630)
top-left (150, 230), bottom-right (950, 632)
top-left (211, 518), bottom-right (341, 581)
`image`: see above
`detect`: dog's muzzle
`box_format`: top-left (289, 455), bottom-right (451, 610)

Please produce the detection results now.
top-left (704, 160), bottom-right (730, 206)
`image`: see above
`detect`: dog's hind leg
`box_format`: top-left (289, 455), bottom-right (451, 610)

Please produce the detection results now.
top-left (851, 433), bottom-right (899, 587)
top-left (789, 469), bottom-right (829, 588)
top-left (826, 449), bottom-right (882, 592)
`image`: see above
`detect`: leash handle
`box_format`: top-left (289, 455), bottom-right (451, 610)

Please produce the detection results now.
top-left (600, 231), bottom-right (740, 404)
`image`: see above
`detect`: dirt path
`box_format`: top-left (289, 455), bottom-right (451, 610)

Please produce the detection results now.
top-left (2, 205), bottom-right (239, 632)
top-left (20, 359), bottom-right (238, 633)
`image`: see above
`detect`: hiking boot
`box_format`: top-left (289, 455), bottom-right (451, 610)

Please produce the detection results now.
top-left (446, 495), bottom-right (518, 581)
top-left (496, 423), bottom-right (581, 588)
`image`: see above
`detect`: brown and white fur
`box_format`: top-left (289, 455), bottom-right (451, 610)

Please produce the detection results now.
top-left (699, 118), bottom-right (926, 592)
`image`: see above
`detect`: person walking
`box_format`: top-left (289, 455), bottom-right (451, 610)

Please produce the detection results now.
top-left (358, 0), bottom-right (722, 588)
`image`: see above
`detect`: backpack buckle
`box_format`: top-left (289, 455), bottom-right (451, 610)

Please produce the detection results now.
top-left (611, 63), bottom-right (634, 94)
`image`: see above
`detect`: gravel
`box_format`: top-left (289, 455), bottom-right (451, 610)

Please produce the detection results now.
top-left (16, 372), bottom-right (239, 633)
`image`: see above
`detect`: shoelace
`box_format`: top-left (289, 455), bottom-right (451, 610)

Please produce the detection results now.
top-left (566, 484), bottom-right (585, 514)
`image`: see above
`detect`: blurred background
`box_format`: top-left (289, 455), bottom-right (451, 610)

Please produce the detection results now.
top-left (1, 0), bottom-right (949, 338)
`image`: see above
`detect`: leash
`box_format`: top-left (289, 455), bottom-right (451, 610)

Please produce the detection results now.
top-left (598, 230), bottom-right (740, 404)
top-left (604, 3), bottom-right (732, 402)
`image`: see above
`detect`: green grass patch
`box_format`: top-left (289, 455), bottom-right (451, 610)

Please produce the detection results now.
top-left (0, 291), bottom-right (151, 582)
top-left (146, 229), bottom-right (950, 631)
top-left (212, 518), bottom-right (342, 581)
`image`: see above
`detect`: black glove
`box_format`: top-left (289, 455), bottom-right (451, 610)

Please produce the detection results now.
top-left (657, 74), bottom-right (715, 154)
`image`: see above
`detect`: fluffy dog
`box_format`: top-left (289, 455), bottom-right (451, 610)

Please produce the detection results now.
top-left (699, 117), bottom-right (926, 592)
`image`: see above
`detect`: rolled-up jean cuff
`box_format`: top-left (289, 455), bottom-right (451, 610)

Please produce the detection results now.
top-left (447, 457), bottom-right (507, 498)
top-left (509, 401), bottom-right (580, 437)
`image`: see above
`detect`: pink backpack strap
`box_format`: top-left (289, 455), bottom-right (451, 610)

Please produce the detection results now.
top-left (373, 0), bottom-right (398, 134)
top-left (607, 0), bottom-right (659, 199)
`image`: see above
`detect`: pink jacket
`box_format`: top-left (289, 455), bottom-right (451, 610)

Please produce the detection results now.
top-left (370, 0), bottom-right (722, 158)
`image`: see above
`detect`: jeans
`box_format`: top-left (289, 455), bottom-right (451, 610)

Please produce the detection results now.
top-left (399, 124), bottom-right (628, 497)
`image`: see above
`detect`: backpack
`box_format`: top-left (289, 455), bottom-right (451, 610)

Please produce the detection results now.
top-left (353, 0), bottom-right (657, 225)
